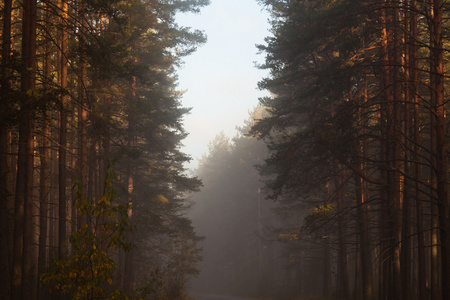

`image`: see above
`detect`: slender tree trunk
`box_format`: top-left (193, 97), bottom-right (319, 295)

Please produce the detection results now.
top-left (77, 2), bottom-right (88, 230)
top-left (70, 114), bottom-right (77, 240)
top-left (88, 140), bottom-right (96, 207)
top-left (379, 17), bottom-right (389, 300)
top-left (400, 105), bottom-right (412, 300)
top-left (21, 0), bottom-right (38, 297)
top-left (0, 154), bottom-right (11, 293)
top-left (355, 240), bottom-right (362, 299)
top-left (49, 119), bottom-right (59, 263)
top-left (0, 0), bottom-right (13, 297)
top-left (408, 1), bottom-right (428, 298)
top-left (124, 88), bottom-right (136, 295)
top-left (351, 83), bottom-right (373, 300)
top-left (12, 0), bottom-right (38, 298)
top-left (431, 1), bottom-right (449, 299)
top-left (428, 3), bottom-right (441, 299)
top-left (37, 117), bottom-right (50, 298)
top-left (431, 113), bottom-right (441, 292)
top-left (400, 5), bottom-right (412, 298)
top-left (378, 2), bottom-right (404, 299)
top-left (336, 165), bottom-right (350, 299)
top-left (0, 132), bottom-right (11, 299)
top-left (123, 187), bottom-right (135, 295)
top-left (430, 139), bottom-right (440, 300)
top-left (37, 5), bottom-right (52, 297)
top-left (355, 171), bottom-right (372, 300)
top-left (389, 2), bottom-right (403, 298)
top-left (323, 236), bottom-right (331, 298)
top-left (58, 0), bottom-right (69, 260)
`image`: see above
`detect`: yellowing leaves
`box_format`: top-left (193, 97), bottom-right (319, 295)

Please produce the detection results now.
top-left (279, 232), bottom-right (299, 241)
top-left (310, 203), bottom-right (335, 217)
top-left (155, 194), bottom-right (169, 203)
top-left (41, 169), bottom-right (133, 298)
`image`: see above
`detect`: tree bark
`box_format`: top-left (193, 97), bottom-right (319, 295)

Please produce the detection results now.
top-left (336, 166), bottom-right (350, 299)
top-left (431, 1), bottom-right (449, 299)
top-left (37, 5), bottom-right (52, 295)
top-left (77, 1), bottom-right (88, 230)
top-left (389, 2), bottom-right (403, 298)
top-left (0, 0), bottom-right (13, 297)
top-left (58, 0), bottom-right (69, 260)
top-left (322, 236), bottom-right (331, 298)
top-left (428, 3), bottom-right (441, 299)
top-left (21, 0), bottom-right (38, 297)
top-left (408, 0), bottom-right (428, 298)
top-left (12, 0), bottom-right (38, 298)
top-left (379, 3), bottom-right (391, 298)
top-left (37, 116), bottom-right (50, 299)
top-left (400, 4), bottom-right (412, 298)
top-left (10, 0), bottom-right (38, 299)
top-left (355, 171), bottom-right (372, 300)
top-left (124, 86), bottom-right (136, 295)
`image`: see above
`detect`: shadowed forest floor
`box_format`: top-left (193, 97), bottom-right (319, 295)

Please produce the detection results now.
top-left (189, 293), bottom-right (334, 300)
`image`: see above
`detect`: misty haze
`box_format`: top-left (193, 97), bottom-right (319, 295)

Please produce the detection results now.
top-left (1, 0), bottom-right (449, 300)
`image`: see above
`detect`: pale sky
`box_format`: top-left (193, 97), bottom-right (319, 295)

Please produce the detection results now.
top-left (176, 0), bottom-right (271, 170)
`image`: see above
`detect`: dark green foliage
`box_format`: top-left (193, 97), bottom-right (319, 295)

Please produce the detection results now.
top-left (252, 0), bottom-right (371, 200)
top-left (89, 1), bottom-right (207, 297)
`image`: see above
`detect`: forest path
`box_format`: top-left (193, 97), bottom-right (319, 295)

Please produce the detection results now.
top-left (190, 293), bottom-right (252, 300)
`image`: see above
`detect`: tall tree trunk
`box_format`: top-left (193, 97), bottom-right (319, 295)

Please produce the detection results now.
top-left (37, 116), bottom-right (50, 298)
top-left (37, 5), bottom-right (51, 297)
top-left (389, 2), bottom-right (403, 298)
top-left (351, 83), bottom-right (373, 300)
top-left (322, 236), bottom-right (331, 298)
top-left (50, 135), bottom-right (59, 262)
top-left (0, 133), bottom-right (12, 299)
top-left (77, 1), bottom-right (88, 230)
top-left (431, 1), bottom-right (449, 299)
top-left (355, 240), bottom-right (362, 299)
top-left (408, 0), bottom-right (428, 298)
top-left (400, 103), bottom-right (412, 300)
top-left (336, 165), bottom-right (350, 299)
top-left (21, 0), bottom-right (38, 297)
top-left (0, 0), bottom-right (13, 297)
top-left (430, 132), bottom-right (440, 300)
top-left (354, 171), bottom-right (372, 300)
top-left (400, 5), bottom-right (412, 298)
top-left (12, 0), bottom-right (38, 298)
top-left (123, 184), bottom-right (135, 295)
top-left (58, 0), bottom-right (69, 260)
top-left (124, 89), bottom-right (136, 295)
top-left (378, 1), bottom-right (404, 298)
top-left (429, 3), bottom-right (441, 299)
top-left (70, 113), bottom-right (77, 240)
top-left (379, 3), bottom-right (391, 297)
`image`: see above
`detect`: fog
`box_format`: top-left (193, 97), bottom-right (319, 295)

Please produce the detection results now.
top-left (188, 129), bottom-right (278, 298)
top-left (186, 109), bottom-right (331, 300)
